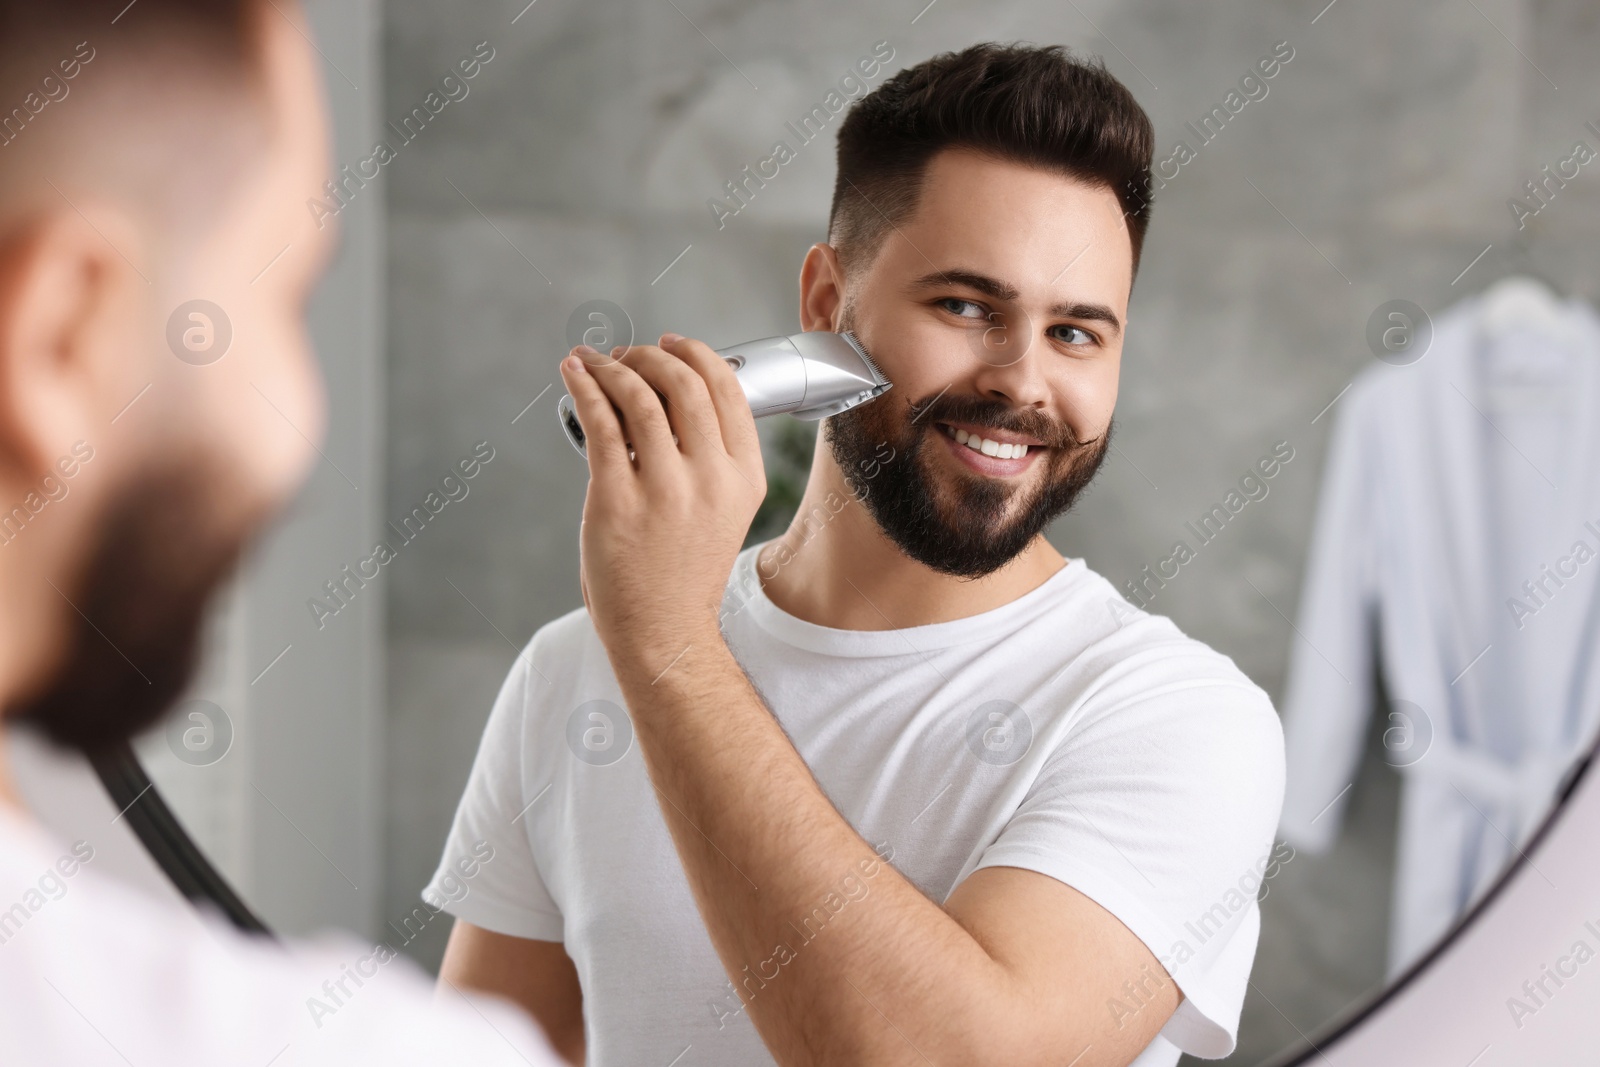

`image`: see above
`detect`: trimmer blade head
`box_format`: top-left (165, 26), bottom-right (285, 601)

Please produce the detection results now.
top-left (839, 330), bottom-right (890, 387)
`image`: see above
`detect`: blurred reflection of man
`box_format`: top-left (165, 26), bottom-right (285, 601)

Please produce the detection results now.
top-left (0, 3), bottom-right (562, 1064)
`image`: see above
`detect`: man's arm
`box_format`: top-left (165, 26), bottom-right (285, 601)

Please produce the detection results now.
top-left (624, 637), bottom-right (1181, 1066)
top-left (437, 919), bottom-right (585, 1066)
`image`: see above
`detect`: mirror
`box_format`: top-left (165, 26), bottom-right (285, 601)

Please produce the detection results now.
top-left (35, 2), bottom-right (1595, 1065)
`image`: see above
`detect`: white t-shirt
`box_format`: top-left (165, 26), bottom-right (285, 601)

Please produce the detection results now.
top-left (0, 800), bottom-right (564, 1066)
top-left (426, 543), bottom-right (1286, 1066)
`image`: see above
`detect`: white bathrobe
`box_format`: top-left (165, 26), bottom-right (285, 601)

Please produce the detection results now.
top-left (1277, 290), bottom-right (1600, 977)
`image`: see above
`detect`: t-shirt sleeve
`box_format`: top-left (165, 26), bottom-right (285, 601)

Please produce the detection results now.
top-left (970, 671), bottom-right (1286, 1060)
top-left (423, 638), bottom-right (565, 942)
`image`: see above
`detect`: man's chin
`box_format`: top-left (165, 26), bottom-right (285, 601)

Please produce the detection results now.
top-left (8, 462), bottom-right (255, 754)
top-left (827, 402), bottom-right (1110, 579)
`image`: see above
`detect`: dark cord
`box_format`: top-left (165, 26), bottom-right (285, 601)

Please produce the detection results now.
top-left (87, 742), bottom-right (274, 939)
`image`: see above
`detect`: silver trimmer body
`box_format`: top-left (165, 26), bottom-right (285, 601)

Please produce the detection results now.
top-left (557, 330), bottom-right (891, 457)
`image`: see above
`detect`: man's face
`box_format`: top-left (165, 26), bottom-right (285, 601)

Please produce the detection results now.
top-left (157, 4), bottom-right (336, 525)
top-left (11, 6), bottom-right (336, 750)
top-left (824, 148), bottom-right (1130, 578)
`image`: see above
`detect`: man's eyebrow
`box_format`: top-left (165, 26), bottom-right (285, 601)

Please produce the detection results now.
top-left (904, 267), bottom-right (1124, 338)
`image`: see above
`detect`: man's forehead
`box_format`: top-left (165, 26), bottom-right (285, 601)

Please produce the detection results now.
top-left (919, 147), bottom-right (1125, 209)
top-left (897, 151), bottom-right (1133, 279)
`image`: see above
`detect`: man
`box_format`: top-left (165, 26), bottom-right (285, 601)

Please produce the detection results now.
top-left (430, 43), bottom-right (1286, 1067)
top-left (0, 3), bottom-right (564, 1063)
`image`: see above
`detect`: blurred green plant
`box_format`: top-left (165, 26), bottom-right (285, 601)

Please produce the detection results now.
top-left (745, 418), bottom-right (818, 547)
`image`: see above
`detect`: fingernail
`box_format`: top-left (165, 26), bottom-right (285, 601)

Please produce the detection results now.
top-left (574, 344), bottom-right (599, 356)
top-left (660, 332), bottom-right (684, 344)
top-left (611, 345), bottom-right (626, 356)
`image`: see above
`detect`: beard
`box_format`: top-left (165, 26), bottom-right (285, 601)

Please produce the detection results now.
top-left (824, 328), bottom-right (1111, 579)
top-left (9, 460), bottom-right (256, 754)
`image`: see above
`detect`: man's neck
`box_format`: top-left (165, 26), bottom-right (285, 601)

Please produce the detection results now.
top-left (755, 443), bottom-right (1067, 632)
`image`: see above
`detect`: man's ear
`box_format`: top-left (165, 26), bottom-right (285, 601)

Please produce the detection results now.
top-left (798, 242), bottom-right (848, 334)
top-left (0, 208), bottom-right (141, 482)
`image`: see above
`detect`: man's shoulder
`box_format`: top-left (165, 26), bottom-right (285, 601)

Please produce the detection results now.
top-left (1046, 559), bottom-right (1279, 728)
top-left (503, 603), bottom-right (624, 728)
top-left (532, 601), bottom-right (603, 651)
top-left (517, 602), bottom-right (608, 682)
top-left (0, 816), bottom-right (562, 1065)
top-left (1045, 560), bottom-right (1235, 665)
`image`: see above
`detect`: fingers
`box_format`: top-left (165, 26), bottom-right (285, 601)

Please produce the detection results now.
top-left (563, 335), bottom-right (762, 486)
top-left (658, 334), bottom-right (761, 460)
top-left (559, 353), bottom-right (635, 479)
top-left (569, 344), bottom-right (684, 478)
top-left (606, 341), bottom-right (723, 459)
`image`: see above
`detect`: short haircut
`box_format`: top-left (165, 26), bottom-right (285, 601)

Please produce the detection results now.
top-left (829, 42), bottom-right (1155, 283)
top-left (0, 0), bottom-right (269, 242)
top-left (0, 1), bottom-right (259, 53)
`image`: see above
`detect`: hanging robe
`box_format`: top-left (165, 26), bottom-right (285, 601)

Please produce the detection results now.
top-left (1277, 291), bottom-right (1600, 976)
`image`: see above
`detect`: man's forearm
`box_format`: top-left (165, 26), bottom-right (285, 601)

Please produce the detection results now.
top-left (613, 630), bottom-right (1023, 1066)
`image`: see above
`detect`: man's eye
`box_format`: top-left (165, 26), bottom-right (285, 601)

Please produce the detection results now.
top-left (939, 297), bottom-right (986, 319)
top-left (1050, 323), bottom-right (1095, 346)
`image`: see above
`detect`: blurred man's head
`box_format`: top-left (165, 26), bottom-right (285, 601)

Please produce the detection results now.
top-left (802, 43), bottom-right (1152, 578)
top-left (0, 0), bottom-right (334, 750)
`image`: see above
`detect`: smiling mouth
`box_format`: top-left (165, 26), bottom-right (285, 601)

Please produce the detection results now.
top-left (935, 421), bottom-right (1039, 460)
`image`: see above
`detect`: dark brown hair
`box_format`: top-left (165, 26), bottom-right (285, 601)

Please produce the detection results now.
top-left (829, 42), bottom-right (1155, 282)
top-left (0, 1), bottom-right (261, 76)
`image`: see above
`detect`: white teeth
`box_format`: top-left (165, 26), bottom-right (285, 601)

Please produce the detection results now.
top-left (945, 425), bottom-right (1028, 460)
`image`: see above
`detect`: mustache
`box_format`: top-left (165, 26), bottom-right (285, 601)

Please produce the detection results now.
top-left (906, 391), bottom-right (1095, 451)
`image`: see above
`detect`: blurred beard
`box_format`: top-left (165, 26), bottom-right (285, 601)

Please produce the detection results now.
top-left (9, 461), bottom-right (255, 754)
top-left (824, 325), bottom-right (1111, 579)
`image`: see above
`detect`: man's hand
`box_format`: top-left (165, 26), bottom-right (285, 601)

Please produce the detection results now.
top-left (559, 333), bottom-right (766, 669)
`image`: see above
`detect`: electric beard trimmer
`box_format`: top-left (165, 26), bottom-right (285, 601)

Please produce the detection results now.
top-left (556, 330), bottom-right (892, 457)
